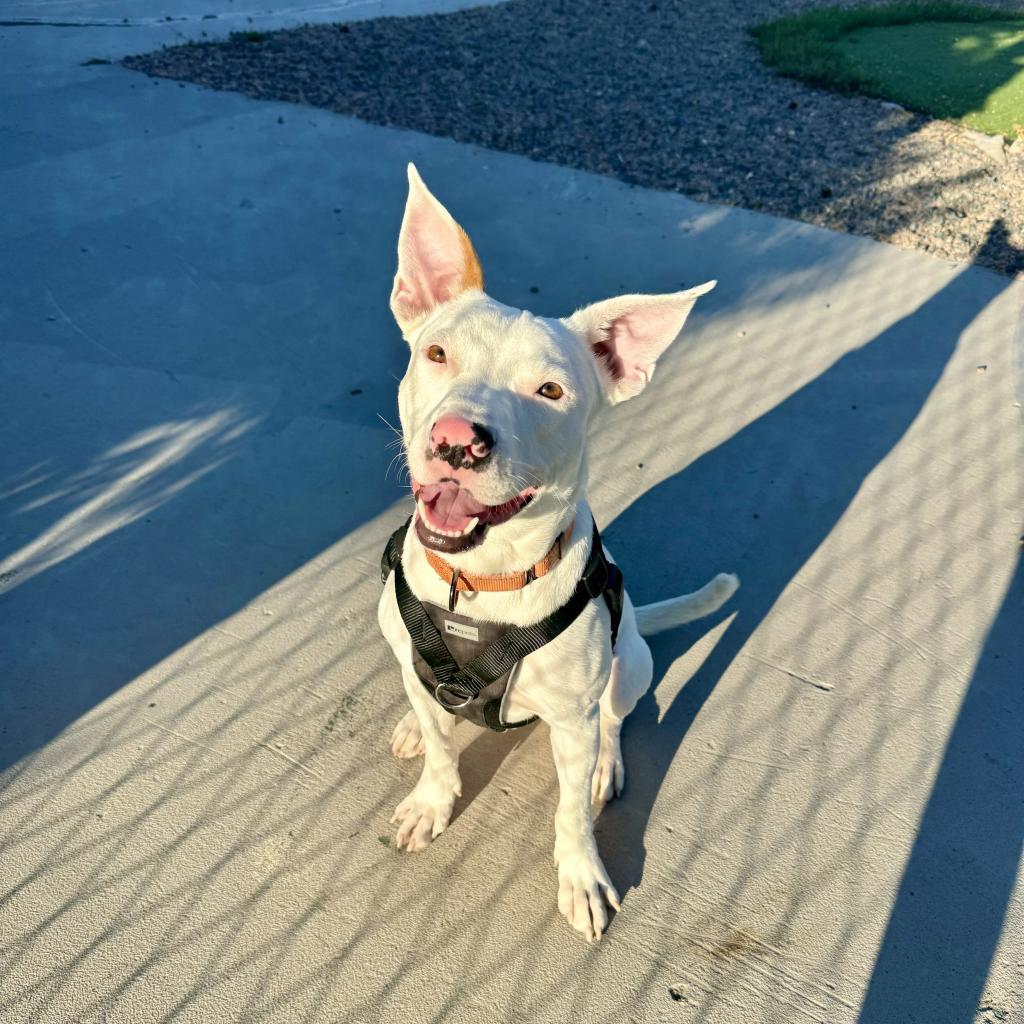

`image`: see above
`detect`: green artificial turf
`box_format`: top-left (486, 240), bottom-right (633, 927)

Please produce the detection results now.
top-left (752, 3), bottom-right (1024, 139)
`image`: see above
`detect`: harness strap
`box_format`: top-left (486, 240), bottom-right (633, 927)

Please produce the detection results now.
top-left (393, 561), bottom-right (538, 730)
top-left (383, 515), bottom-right (624, 730)
top-left (381, 519), bottom-right (409, 582)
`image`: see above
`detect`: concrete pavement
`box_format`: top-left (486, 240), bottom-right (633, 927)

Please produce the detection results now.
top-left (2, 3), bottom-right (1023, 1022)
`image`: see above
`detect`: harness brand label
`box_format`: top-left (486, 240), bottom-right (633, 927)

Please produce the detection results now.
top-left (444, 619), bottom-right (480, 642)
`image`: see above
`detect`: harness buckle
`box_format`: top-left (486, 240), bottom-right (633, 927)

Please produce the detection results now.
top-left (433, 681), bottom-right (475, 711)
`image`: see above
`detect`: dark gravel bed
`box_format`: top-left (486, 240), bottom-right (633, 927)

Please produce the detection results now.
top-left (123, 0), bottom-right (1024, 277)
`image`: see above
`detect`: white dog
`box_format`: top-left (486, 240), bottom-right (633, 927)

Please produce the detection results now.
top-left (378, 165), bottom-right (738, 941)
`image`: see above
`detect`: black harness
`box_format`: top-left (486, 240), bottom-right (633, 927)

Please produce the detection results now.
top-left (380, 517), bottom-right (624, 732)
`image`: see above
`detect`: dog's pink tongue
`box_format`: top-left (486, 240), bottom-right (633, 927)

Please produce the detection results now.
top-left (419, 481), bottom-right (487, 531)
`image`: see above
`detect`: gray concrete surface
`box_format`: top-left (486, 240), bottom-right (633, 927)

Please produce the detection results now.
top-left (1, 3), bottom-right (1023, 1023)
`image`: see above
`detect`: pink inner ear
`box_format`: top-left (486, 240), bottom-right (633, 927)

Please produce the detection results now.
top-left (591, 339), bottom-right (625, 381)
top-left (574, 281), bottom-right (714, 403)
top-left (601, 304), bottom-right (685, 381)
top-left (394, 254), bottom-right (461, 319)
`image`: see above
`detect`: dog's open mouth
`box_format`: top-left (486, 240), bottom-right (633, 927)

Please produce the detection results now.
top-left (413, 480), bottom-right (536, 554)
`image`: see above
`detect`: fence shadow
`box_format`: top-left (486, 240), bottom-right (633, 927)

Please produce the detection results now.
top-left (596, 221), bottom-right (1019, 1013)
top-left (857, 558), bottom-right (1023, 1023)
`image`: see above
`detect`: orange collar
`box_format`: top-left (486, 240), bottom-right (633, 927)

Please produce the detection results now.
top-left (423, 521), bottom-right (575, 596)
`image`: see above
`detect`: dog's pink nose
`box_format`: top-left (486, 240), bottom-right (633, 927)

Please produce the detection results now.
top-left (430, 415), bottom-right (477, 450)
top-left (429, 416), bottom-right (494, 470)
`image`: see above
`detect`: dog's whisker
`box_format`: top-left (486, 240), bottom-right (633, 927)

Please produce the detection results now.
top-left (377, 412), bottom-right (405, 438)
top-left (385, 446), bottom-right (411, 483)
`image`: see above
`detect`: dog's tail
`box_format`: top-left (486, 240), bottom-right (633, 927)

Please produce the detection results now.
top-left (634, 573), bottom-right (739, 637)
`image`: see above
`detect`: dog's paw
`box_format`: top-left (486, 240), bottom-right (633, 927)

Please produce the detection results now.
top-left (591, 734), bottom-right (624, 807)
top-left (390, 710), bottom-right (425, 759)
top-left (557, 853), bottom-right (621, 942)
top-left (390, 780), bottom-right (459, 852)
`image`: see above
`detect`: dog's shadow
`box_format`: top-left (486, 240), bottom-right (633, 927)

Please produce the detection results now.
top-left (452, 720), bottom-right (541, 814)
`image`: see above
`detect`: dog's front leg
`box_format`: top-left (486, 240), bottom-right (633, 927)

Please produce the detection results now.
top-left (390, 669), bottom-right (461, 852)
top-left (549, 707), bottom-right (621, 941)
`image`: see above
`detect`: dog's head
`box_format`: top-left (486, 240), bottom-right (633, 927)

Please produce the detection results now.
top-left (390, 164), bottom-right (714, 564)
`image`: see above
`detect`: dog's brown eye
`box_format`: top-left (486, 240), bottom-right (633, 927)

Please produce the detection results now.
top-left (537, 382), bottom-right (563, 401)
top-left (426, 344), bottom-right (446, 364)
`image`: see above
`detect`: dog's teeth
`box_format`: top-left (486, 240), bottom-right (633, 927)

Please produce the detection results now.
top-left (460, 517), bottom-right (479, 536)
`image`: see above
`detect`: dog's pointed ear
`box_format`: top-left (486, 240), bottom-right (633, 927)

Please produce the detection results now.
top-left (390, 163), bottom-right (484, 335)
top-left (566, 282), bottom-right (716, 404)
